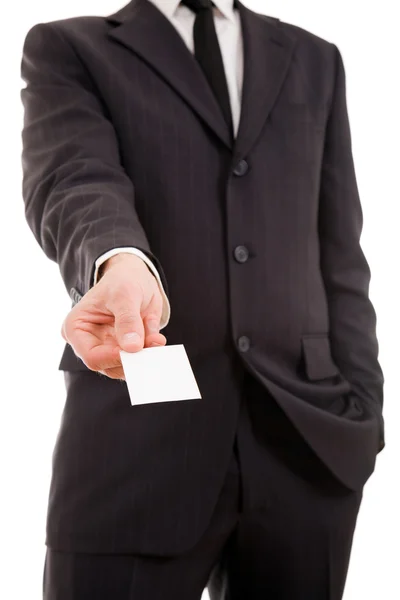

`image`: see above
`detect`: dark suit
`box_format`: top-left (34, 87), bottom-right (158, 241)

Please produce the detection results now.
top-left (20, 0), bottom-right (384, 596)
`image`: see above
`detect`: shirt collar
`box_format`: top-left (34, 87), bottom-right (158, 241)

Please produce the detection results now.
top-left (151, 0), bottom-right (237, 24)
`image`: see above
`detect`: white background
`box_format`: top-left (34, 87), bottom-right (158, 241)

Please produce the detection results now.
top-left (1, 0), bottom-right (398, 598)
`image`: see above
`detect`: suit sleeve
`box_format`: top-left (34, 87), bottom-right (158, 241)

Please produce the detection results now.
top-left (20, 21), bottom-right (169, 303)
top-left (318, 45), bottom-right (385, 451)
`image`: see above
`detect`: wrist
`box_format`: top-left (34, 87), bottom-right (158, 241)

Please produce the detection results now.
top-left (99, 252), bottom-right (149, 279)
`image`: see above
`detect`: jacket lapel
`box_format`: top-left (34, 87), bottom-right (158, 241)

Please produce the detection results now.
top-left (106, 0), bottom-right (297, 160)
top-left (106, 0), bottom-right (233, 151)
top-left (233, 1), bottom-right (297, 161)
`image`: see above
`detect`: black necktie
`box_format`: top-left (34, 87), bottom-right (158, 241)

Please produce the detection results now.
top-left (180, 0), bottom-right (234, 137)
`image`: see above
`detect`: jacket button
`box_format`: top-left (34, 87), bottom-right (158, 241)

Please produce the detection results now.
top-left (238, 336), bottom-right (250, 352)
top-left (234, 245), bottom-right (249, 263)
top-left (233, 159), bottom-right (249, 176)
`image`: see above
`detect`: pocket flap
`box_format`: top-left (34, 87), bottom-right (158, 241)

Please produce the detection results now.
top-left (301, 334), bottom-right (339, 381)
top-left (58, 343), bottom-right (91, 371)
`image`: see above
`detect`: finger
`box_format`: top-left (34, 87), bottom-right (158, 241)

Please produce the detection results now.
top-left (143, 313), bottom-right (161, 337)
top-left (83, 342), bottom-right (123, 372)
top-left (62, 308), bottom-right (122, 372)
top-left (143, 294), bottom-right (163, 345)
top-left (112, 290), bottom-right (145, 352)
top-left (61, 317), bottom-right (68, 342)
top-left (67, 326), bottom-right (122, 372)
top-left (98, 365), bottom-right (126, 380)
top-left (143, 332), bottom-right (167, 348)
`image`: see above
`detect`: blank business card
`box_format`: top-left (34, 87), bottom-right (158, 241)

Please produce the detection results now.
top-left (120, 344), bottom-right (202, 406)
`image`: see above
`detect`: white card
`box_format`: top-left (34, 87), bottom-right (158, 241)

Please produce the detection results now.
top-left (120, 344), bottom-right (202, 406)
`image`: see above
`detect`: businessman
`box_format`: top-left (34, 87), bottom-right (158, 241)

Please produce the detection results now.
top-left (20, 0), bottom-right (385, 598)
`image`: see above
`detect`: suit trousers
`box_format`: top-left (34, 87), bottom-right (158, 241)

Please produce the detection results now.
top-left (43, 371), bottom-right (363, 600)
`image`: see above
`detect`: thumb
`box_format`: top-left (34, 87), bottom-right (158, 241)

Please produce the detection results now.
top-left (113, 293), bottom-right (145, 353)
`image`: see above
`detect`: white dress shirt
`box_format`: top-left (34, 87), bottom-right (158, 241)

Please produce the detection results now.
top-left (94, 0), bottom-right (244, 329)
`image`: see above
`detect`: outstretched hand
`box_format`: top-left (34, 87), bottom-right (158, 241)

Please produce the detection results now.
top-left (61, 253), bottom-right (166, 380)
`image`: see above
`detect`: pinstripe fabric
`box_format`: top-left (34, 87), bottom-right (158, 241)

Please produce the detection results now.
top-left (92, 0), bottom-right (244, 328)
top-left (20, 0), bottom-right (384, 556)
top-left (42, 383), bottom-right (364, 599)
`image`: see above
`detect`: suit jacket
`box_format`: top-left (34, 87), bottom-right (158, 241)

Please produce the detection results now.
top-left (20, 0), bottom-right (385, 556)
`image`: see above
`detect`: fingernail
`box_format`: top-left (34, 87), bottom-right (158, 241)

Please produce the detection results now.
top-left (150, 342), bottom-right (162, 347)
top-left (123, 332), bottom-right (140, 343)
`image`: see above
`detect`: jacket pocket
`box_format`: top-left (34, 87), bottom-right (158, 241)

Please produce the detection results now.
top-left (58, 343), bottom-right (91, 371)
top-left (301, 333), bottom-right (340, 381)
